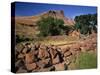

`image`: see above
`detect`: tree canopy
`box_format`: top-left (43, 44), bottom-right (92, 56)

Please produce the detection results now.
top-left (37, 16), bottom-right (70, 36)
top-left (74, 13), bottom-right (97, 35)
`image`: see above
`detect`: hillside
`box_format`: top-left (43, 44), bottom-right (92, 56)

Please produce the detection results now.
top-left (15, 10), bottom-right (75, 41)
top-left (15, 10), bottom-right (75, 26)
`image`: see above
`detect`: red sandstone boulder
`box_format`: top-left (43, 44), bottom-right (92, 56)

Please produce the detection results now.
top-left (54, 63), bottom-right (67, 71)
top-left (49, 48), bottom-right (58, 59)
top-left (38, 48), bottom-right (50, 59)
top-left (52, 54), bottom-right (60, 65)
top-left (26, 63), bottom-right (37, 71)
top-left (36, 58), bottom-right (51, 68)
top-left (64, 51), bottom-right (72, 57)
top-left (25, 53), bottom-right (34, 64)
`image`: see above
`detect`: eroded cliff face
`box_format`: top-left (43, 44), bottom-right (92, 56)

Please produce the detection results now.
top-left (15, 10), bottom-right (75, 26)
top-left (44, 10), bottom-right (75, 25)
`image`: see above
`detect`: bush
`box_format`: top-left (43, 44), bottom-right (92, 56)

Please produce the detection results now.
top-left (74, 13), bottom-right (97, 35)
top-left (76, 52), bottom-right (97, 69)
top-left (37, 16), bottom-right (65, 36)
top-left (16, 35), bottom-right (33, 43)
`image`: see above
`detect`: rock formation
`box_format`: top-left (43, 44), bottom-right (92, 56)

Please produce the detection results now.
top-left (15, 34), bottom-right (97, 73)
top-left (15, 10), bottom-right (75, 26)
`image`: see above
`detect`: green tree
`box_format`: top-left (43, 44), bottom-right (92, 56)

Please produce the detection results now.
top-left (74, 13), bottom-right (97, 35)
top-left (37, 16), bottom-right (65, 36)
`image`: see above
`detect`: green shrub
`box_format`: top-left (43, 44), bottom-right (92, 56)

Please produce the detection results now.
top-left (16, 35), bottom-right (33, 43)
top-left (74, 13), bottom-right (97, 35)
top-left (76, 52), bottom-right (97, 69)
top-left (37, 16), bottom-right (65, 36)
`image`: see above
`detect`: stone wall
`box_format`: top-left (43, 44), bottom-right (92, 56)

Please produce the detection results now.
top-left (15, 34), bottom-right (97, 73)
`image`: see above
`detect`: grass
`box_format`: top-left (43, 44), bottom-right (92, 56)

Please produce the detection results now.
top-left (33, 35), bottom-right (79, 45)
top-left (16, 31), bottom-right (79, 45)
top-left (16, 24), bottom-right (39, 39)
top-left (75, 52), bottom-right (97, 69)
top-left (16, 24), bottom-right (79, 45)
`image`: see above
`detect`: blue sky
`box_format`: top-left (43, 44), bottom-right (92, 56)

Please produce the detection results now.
top-left (15, 2), bottom-right (97, 19)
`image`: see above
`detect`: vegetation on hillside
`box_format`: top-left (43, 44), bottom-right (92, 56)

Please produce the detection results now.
top-left (16, 13), bottom-right (97, 44)
top-left (37, 16), bottom-right (72, 37)
top-left (74, 13), bottom-right (97, 35)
